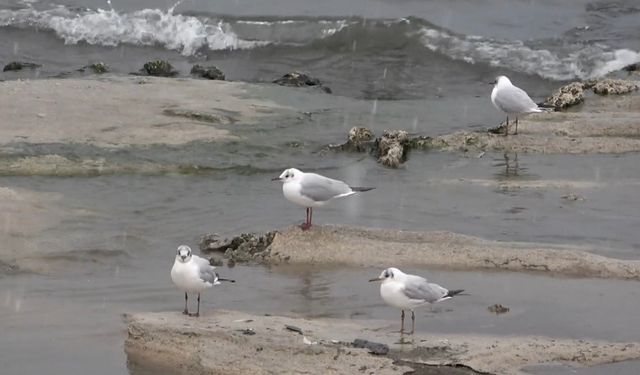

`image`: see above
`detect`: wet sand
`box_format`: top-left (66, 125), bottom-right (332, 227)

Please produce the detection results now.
top-left (0, 76), bottom-right (286, 148)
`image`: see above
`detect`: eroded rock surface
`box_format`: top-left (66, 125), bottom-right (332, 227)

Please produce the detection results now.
top-left (126, 310), bottom-right (640, 375)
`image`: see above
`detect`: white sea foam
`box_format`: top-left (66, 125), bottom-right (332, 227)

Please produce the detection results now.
top-left (0, 6), bottom-right (262, 55)
top-left (415, 27), bottom-right (640, 80)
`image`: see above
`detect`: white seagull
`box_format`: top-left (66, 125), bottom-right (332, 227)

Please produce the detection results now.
top-left (170, 245), bottom-right (234, 317)
top-left (369, 267), bottom-right (464, 334)
top-left (272, 168), bottom-right (374, 230)
top-left (491, 75), bottom-right (544, 136)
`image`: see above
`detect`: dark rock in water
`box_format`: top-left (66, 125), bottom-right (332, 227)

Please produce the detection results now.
top-left (339, 127), bottom-right (375, 152)
top-left (487, 304), bottom-right (510, 315)
top-left (543, 82), bottom-right (585, 110)
top-left (209, 256), bottom-right (224, 267)
top-left (376, 130), bottom-right (410, 168)
top-left (191, 64), bottom-right (225, 80)
top-left (590, 79), bottom-right (639, 95)
top-left (3, 61), bottom-right (42, 72)
top-left (273, 71), bottom-right (331, 93)
top-left (330, 127), bottom-right (447, 166)
top-left (142, 60), bottom-right (178, 77)
top-left (622, 63), bottom-right (638, 72)
top-left (352, 339), bottom-right (389, 355)
top-left (199, 231), bottom-right (276, 263)
top-left (77, 62), bottom-right (109, 74)
top-left (274, 71), bottom-right (320, 87)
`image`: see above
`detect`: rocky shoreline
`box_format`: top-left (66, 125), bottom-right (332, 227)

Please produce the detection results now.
top-left (126, 310), bottom-right (640, 375)
top-left (200, 225), bottom-right (640, 281)
top-left (331, 78), bottom-right (640, 167)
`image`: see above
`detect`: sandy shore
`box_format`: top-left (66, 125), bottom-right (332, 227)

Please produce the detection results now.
top-left (0, 76), bottom-right (285, 148)
top-left (264, 225), bottom-right (640, 280)
top-left (126, 310), bottom-right (640, 375)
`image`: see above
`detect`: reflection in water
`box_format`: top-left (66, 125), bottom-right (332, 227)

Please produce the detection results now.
top-left (494, 153), bottom-right (522, 179)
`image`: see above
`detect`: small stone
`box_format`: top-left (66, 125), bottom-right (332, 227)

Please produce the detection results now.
top-left (190, 64), bottom-right (225, 80)
top-left (352, 339), bottom-right (389, 355)
top-left (562, 193), bottom-right (586, 202)
top-left (591, 79), bottom-right (639, 95)
top-left (285, 325), bottom-right (303, 335)
top-left (543, 82), bottom-right (585, 110)
top-left (3, 61), bottom-right (41, 72)
top-left (488, 304), bottom-right (510, 315)
top-left (376, 130), bottom-right (409, 168)
top-left (273, 71), bottom-right (331, 93)
top-left (142, 60), bottom-right (178, 77)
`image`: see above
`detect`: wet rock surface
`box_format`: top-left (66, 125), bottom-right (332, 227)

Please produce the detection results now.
top-left (273, 71), bottom-right (332, 93)
top-left (331, 128), bottom-right (446, 168)
top-left (488, 304), bottom-right (510, 315)
top-left (589, 78), bottom-right (639, 95)
top-left (77, 62), bottom-right (109, 74)
top-left (190, 64), bottom-right (225, 80)
top-left (376, 130), bottom-right (410, 168)
top-left (126, 311), bottom-right (640, 375)
top-left (141, 60), bottom-right (178, 77)
top-left (267, 225), bottom-right (640, 280)
top-left (3, 61), bottom-right (42, 72)
top-left (199, 231), bottom-right (277, 263)
top-left (543, 81), bottom-right (585, 110)
top-left (333, 88), bottom-right (640, 156)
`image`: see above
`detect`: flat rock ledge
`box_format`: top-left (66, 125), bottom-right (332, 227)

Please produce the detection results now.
top-left (213, 225), bottom-right (640, 280)
top-left (125, 311), bottom-right (640, 375)
top-left (335, 91), bottom-right (640, 159)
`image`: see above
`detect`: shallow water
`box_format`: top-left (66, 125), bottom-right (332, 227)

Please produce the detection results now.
top-left (1, 0), bottom-right (640, 373)
top-left (1, 146), bottom-right (640, 373)
top-left (2, 262), bottom-right (640, 374)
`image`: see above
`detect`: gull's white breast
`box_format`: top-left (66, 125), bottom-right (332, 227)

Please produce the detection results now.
top-left (171, 260), bottom-right (212, 293)
top-left (380, 281), bottom-right (426, 310)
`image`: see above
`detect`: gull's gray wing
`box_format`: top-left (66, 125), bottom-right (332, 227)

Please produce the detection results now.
top-left (299, 173), bottom-right (353, 202)
top-left (193, 255), bottom-right (217, 284)
top-left (494, 84), bottom-right (539, 114)
top-left (402, 275), bottom-right (449, 303)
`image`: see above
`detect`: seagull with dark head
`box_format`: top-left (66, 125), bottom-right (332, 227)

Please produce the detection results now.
top-left (370, 267), bottom-right (464, 334)
top-left (272, 168), bottom-right (374, 230)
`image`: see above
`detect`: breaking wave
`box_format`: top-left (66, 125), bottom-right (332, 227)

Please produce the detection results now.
top-left (0, 4), bottom-right (638, 79)
top-left (0, 5), bottom-right (261, 55)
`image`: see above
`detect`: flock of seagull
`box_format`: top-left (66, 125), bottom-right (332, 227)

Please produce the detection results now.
top-left (171, 75), bottom-right (544, 333)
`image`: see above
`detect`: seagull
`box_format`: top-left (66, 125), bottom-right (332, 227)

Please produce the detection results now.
top-left (272, 168), bottom-right (374, 230)
top-left (369, 267), bottom-right (464, 334)
top-left (170, 245), bottom-right (235, 317)
top-left (491, 75), bottom-right (544, 136)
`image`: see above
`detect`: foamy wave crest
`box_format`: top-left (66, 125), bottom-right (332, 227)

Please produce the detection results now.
top-left (415, 26), bottom-right (640, 80)
top-left (0, 6), bottom-right (262, 55)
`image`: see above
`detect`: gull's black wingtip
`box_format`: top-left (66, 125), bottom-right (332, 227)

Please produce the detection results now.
top-left (351, 187), bottom-right (376, 192)
top-left (445, 289), bottom-right (465, 298)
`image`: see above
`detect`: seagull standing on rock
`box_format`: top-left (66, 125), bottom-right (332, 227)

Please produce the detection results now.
top-left (272, 168), bottom-right (374, 230)
top-left (491, 75), bottom-right (545, 136)
top-left (370, 267), bottom-right (464, 335)
top-left (170, 245), bottom-right (234, 317)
